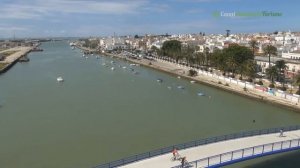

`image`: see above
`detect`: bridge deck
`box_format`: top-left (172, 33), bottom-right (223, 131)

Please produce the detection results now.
top-left (121, 130), bottom-right (300, 168)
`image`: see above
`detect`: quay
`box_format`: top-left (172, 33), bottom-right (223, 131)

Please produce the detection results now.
top-left (0, 46), bottom-right (34, 74)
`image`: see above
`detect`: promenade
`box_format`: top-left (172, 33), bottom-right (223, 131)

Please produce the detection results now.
top-left (120, 129), bottom-right (300, 168)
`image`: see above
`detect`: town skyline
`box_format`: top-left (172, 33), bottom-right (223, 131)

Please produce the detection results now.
top-left (0, 0), bottom-right (299, 38)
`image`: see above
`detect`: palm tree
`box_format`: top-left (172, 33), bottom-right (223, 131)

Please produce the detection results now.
top-left (249, 40), bottom-right (258, 56)
top-left (294, 74), bottom-right (300, 95)
top-left (241, 60), bottom-right (256, 80)
top-left (204, 47), bottom-right (210, 66)
top-left (226, 56), bottom-right (237, 77)
top-left (263, 44), bottom-right (277, 67)
top-left (275, 60), bottom-right (287, 87)
top-left (266, 66), bottom-right (279, 85)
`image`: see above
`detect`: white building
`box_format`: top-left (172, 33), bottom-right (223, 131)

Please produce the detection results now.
top-left (282, 52), bottom-right (300, 60)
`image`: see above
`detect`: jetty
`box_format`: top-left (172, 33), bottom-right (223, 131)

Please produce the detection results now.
top-left (0, 46), bottom-right (34, 74)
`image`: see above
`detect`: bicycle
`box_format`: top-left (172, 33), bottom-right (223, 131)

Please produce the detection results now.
top-left (170, 153), bottom-right (181, 161)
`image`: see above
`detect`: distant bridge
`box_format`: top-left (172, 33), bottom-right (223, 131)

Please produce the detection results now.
top-left (94, 125), bottom-right (300, 168)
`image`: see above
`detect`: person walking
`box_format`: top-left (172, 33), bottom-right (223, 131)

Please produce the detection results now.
top-left (181, 157), bottom-right (186, 168)
top-left (279, 129), bottom-right (284, 137)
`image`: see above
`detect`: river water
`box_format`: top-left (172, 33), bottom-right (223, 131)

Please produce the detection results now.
top-left (0, 41), bottom-right (299, 168)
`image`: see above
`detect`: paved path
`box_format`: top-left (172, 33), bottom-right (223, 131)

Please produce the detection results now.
top-left (0, 47), bottom-right (33, 63)
top-left (121, 130), bottom-right (300, 168)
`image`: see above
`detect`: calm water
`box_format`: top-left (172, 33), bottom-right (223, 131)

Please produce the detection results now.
top-left (0, 41), bottom-right (299, 168)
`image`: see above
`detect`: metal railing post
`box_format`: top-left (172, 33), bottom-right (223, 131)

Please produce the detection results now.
top-left (281, 141), bottom-right (283, 150)
top-left (242, 149), bottom-right (245, 158)
top-left (208, 157), bottom-right (210, 166)
top-left (290, 140), bottom-right (292, 148)
top-left (262, 145), bottom-right (265, 153)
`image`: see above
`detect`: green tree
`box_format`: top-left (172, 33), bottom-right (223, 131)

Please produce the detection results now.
top-left (182, 45), bottom-right (196, 66)
top-left (294, 74), bottom-right (300, 95)
top-left (161, 40), bottom-right (182, 62)
top-left (263, 45), bottom-right (277, 67)
top-left (188, 69), bottom-right (198, 76)
top-left (242, 60), bottom-right (256, 80)
top-left (266, 66), bottom-right (279, 84)
top-left (249, 40), bottom-right (259, 55)
top-left (204, 47), bottom-right (210, 66)
top-left (222, 44), bottom-right (254, 76)
top-left (226, 55), bottom-right (237, 76)
top-left (275, 60), bottom-right (287, 87)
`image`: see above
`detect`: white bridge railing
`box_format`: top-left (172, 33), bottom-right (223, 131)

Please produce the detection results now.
top-left (172, 139), bottom-right (300, 168)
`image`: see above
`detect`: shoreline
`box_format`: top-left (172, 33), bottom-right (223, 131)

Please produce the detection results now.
top-left (0, 47), bottom-right (34, 74)
top-left (102, 52), bottom-right (300, 112)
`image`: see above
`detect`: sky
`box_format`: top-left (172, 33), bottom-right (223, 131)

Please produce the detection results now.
top-left (0, 0), bottom-right (299, 38)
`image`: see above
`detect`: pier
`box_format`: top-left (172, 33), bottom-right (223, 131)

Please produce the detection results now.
top-left (0, 46), bottom-right (34, 73)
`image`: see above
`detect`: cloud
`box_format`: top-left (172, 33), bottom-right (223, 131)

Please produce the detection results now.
top-left (0, 0), bottom-right (149, 19)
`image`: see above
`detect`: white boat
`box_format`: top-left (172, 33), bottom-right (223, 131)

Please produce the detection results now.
top-left (177, 85), bottom-right (184, 89)
top-left (122, 66), bottom-right (127, 69)
top-left (111, 67), bottom-right (115, 70)
top-left (177, 76), bottom-right (181, 79)
top-left (130, 64), bottom-right (136, 66)
top-left (57, 77), bottom-right (64, 82)
top-left (190, 80), bottom-right (196, 84)
top-left (157, 79), bottom-right (163, 83)
top-left (197, 92), bottom-right (205, 96)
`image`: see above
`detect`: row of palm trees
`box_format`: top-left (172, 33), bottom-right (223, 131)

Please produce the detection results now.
top-left (151, 40), bottom-right (300, 94)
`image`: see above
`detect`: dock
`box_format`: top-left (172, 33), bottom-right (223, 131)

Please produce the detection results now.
top-left (0, 46), bottom-right (34, 74)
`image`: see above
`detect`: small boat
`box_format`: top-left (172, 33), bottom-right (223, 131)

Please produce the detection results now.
top-left (177, 85), bottom-right (184, 89)
top-left (177, 76), bottom-right (181, 79)
top-left (197, 92), bottom-right (205, 96)
top-left (111, 67), bottom-right (115, 70)
top-left (167, 86), bottom-right (172, 89)
top-left (82, 54), bottom-right (85, 57)
top-left (157, 79), bottom-right (163, 83)
top-left (190, 80), bottom-right (196, 84)
top-left (57, 77), bottom-right (64, 82)
top-left (122, 66), bottom-right (127, 69)
top-left (130, 64), bottom-right (136, 66)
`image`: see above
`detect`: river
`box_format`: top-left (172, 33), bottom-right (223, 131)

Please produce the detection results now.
top-left (0, 41), bottom-right (299, 168)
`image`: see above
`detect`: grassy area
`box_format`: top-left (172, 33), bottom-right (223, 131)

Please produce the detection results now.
top-left (0, 63), bottom-right (8, 70)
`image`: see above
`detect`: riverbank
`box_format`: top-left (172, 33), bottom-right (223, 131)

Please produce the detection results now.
top-left (0, 47), bottom-right (34, 74)
top-left (103, 52), bottom-right (300, 112)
